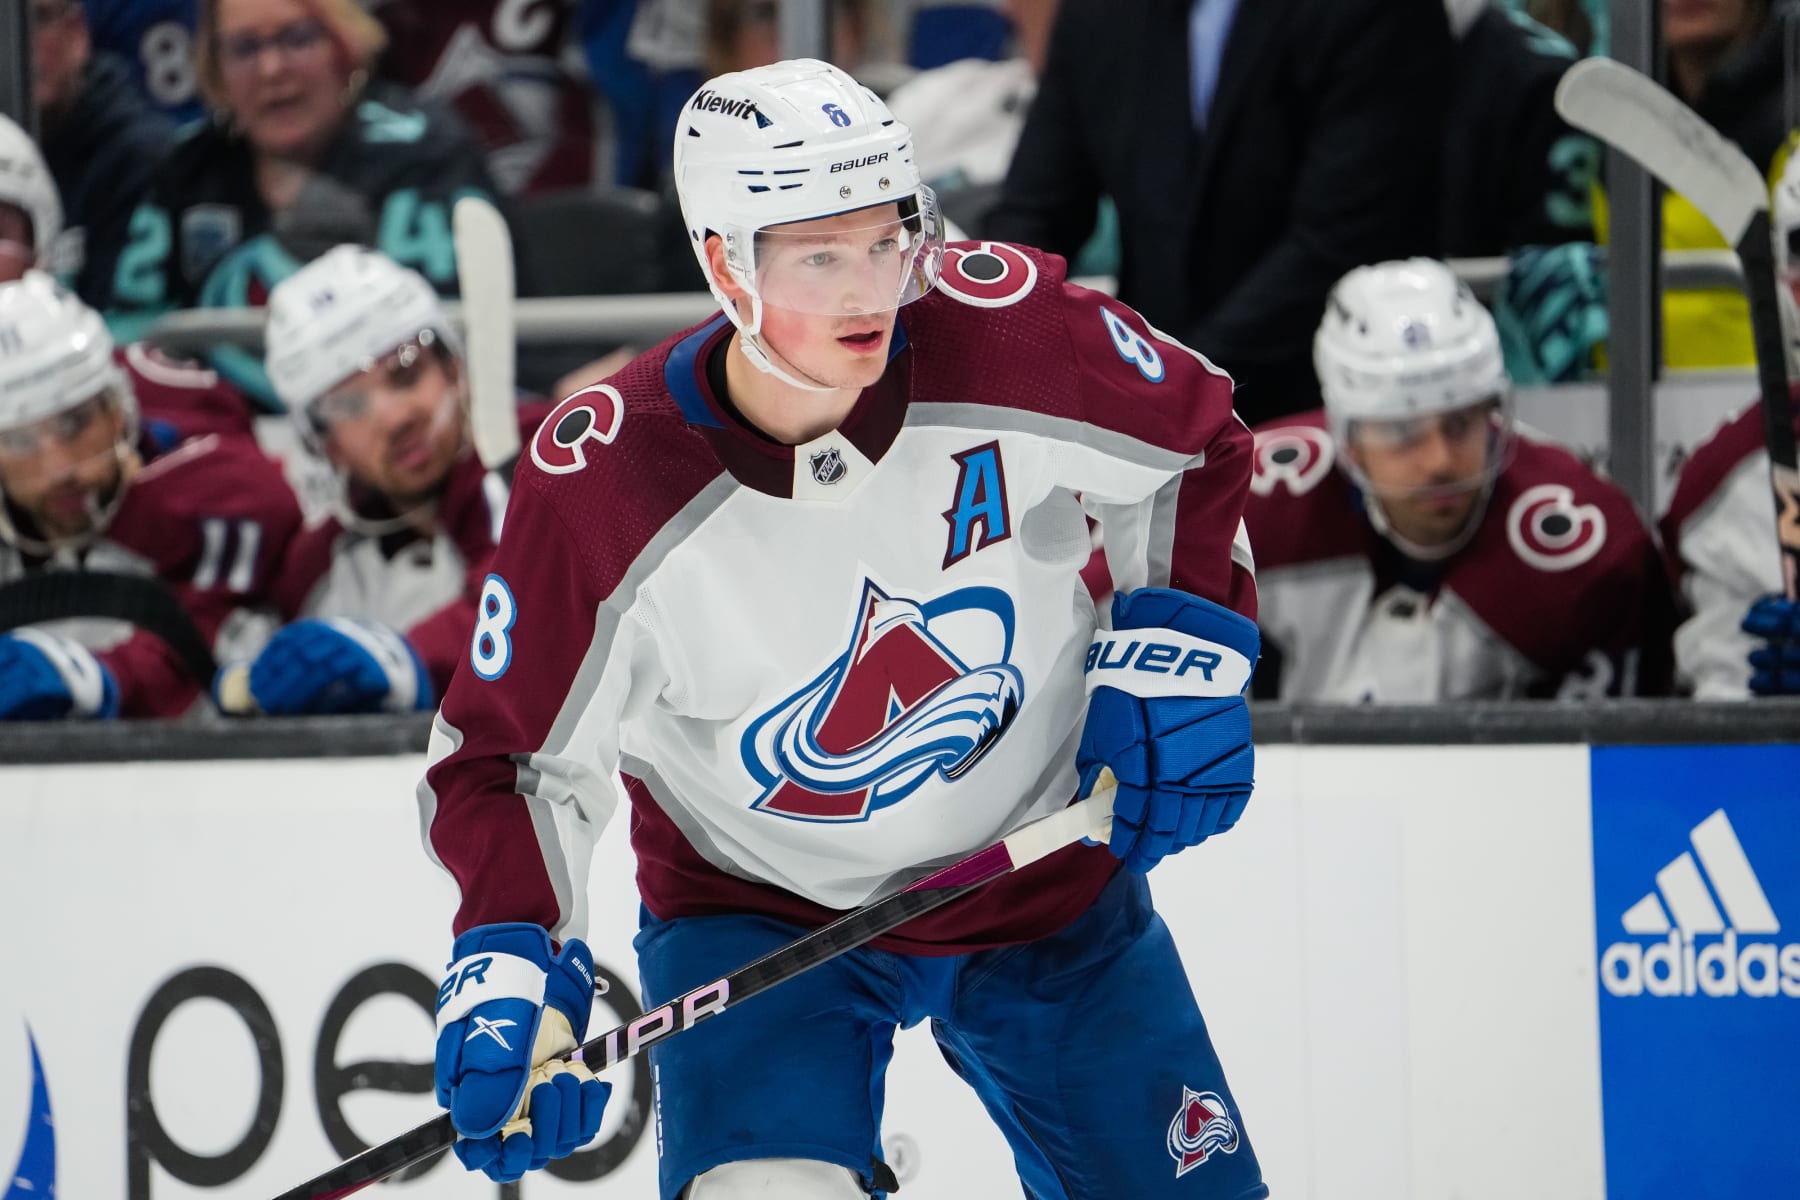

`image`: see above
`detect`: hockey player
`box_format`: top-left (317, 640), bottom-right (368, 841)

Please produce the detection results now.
top-left (214, 245), bottom-right (549, 715)
top-left (0, 115), bottom-right (62, 287)
top-left (421, 59), bottom-right (1265, 1199)
top-left (1659, 154), bottom-right (1800, 698)
top-left (1246, 257), bottom-right (1674, 701)
top-left (0, 272), bottom-right (302, 719)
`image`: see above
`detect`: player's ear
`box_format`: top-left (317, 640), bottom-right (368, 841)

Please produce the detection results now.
top-left (704, 233), bottom-right (749, 303)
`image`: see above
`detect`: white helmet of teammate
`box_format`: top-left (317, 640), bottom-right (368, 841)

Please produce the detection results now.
top-left (0, 272), bottom-right (130, 432)
top-left (1314, 258), bottom-right (1514, 558)
top-left (0, 115), bottom-right (63, 272)
top-left (264, 243), bottom-right (462, 442)
top-left (0, 272), bottom-right (137, 550)
top-left (672, 58), bottom-right (945, 390)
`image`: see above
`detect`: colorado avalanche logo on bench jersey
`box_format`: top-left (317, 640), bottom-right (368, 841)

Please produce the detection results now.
top-left (741, 579), bottom-right (1025, 821)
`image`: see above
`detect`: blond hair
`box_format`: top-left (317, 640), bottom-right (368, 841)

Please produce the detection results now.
top-left (195, 0), bottom-right (388, 114)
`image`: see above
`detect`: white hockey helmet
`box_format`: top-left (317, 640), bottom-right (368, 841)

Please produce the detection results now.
top-left (1315, 257), bottom-right (1509, 426)
top-left (0, 273), bottom-right (137, 551)
top-left (264, 244), bottom-right (462, 434)
top-left (0, 271), bottom-right (130, 433)
top-left (0, 115), bottom-right (63, 271)
top-left (672, 59), bottom-right (944, 386)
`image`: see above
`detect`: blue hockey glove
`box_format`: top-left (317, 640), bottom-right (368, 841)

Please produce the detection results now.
top-left (0, 630), bottom-right (120, 721)
top-left (1743, 593), bottom-right (1800, 696)
top-left (435, 923), bottom-right (611, 1182)
top-left (1077, 588), bottom-right (1259, 873)
top-left (233, 618), bottom-right (433, 715)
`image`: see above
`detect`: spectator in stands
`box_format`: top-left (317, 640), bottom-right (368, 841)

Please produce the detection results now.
top-left (0, 273), bottom-right (301, 720)
top-left (1443, 1), bottom-right (1605, 386)
top-left (986, 0), bottom-right (1452, 425)
top-left (1659, 150), bottom-right (1800, 699)
top-left (79, 0), bottom-right (206, 123)
top-left (1244, 258), bottom-right (1674, 701)
top-left (369, 0), bottom-right (612, 196)
top-left (108, 0), bottom-right (502, 405)
top-left (31, 0), bottom-right (179, 308)
top-left (1595, 0), bottom-right (1787, 368)
top-left (884, 0), bottom-right (1051, 217)
top-left (0, 115), bottom-right (63, 285)
top-left (703, 0), bottom-right (885, 78)
top-left (214, 247), bottom-right (549, 716)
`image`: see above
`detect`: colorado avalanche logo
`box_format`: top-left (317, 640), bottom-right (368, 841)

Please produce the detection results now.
top-left (531, 385), bottom-right (624, 475)
top-left (935, 242), bottom-right (1037, 308)
top-left (1166, 1086), bottom-right (1240, 1177)
top-left (1250, 425), bottom-right (1335, 497)
top-left (1506, 482), bottom-right (1606, 572)
top-left (741, 579), bottom-right (1024, 821)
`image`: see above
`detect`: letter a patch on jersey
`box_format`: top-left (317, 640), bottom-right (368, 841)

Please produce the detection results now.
top-left (943, 441), bottom-right (1011, 568)
top-left (741, 578), bottom-right (1025, 821)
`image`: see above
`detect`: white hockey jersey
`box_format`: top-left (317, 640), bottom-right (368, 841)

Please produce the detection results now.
top-left (1660, 402), bottom-right (1790, 698)
top-left (419, 242), bottom-right (1256, 953)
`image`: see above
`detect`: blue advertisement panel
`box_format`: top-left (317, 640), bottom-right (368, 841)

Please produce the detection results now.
top-left (1591, 745), bottom-right (1800, 1199)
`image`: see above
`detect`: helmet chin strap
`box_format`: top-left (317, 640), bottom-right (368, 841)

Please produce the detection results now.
top-left (0, 439), bottom-right (141, 559)
top-left (731, 291), bottom-right (839, 394)
top-left (1361, 476), bottom-right (1494, 563)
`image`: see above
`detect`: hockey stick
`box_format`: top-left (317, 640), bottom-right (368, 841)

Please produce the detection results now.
top-left (1554, 56), bottom-right (1800, 598)
top-left (453, 195), bottom-right (521, 531)
top-left (271, 776), bottom-right (1118, 1199)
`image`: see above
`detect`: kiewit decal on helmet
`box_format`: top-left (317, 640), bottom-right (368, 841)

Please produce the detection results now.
top-left (0, 115), bottom-right (63, 271)
top-left (264, 244), bottom-right (462, 433)
top-left (671, 58), bottom-right (945, 389)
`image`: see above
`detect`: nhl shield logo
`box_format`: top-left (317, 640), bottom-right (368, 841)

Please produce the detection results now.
top-left (1166, 1086), bottom-right (1239, 1177)
top-left (809, 447), bottom-right (847, 485)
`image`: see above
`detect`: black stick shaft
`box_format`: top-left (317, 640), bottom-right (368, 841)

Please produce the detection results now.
top-left (272, 859), bottom-right (1000, 1198)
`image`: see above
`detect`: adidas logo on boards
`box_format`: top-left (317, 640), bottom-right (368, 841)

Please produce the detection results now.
top-left (1601, 810), bottom-right (1800, 998)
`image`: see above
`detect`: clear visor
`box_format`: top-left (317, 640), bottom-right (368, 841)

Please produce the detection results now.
top-left (306, 332), bottom-right (455, 435)
top-left (0, 390), bottom-right (121, 459)
top-left (749, 192), bottom-right (945, 317)
top-left (1336, 393), bottom-right (1517, 502)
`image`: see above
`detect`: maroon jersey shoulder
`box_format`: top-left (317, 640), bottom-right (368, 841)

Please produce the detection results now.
top-left (120, 344), bottom-right (258, 442)
top-left (1242, 410), bottom-right (1368, 571)
top-left (513, 328), bottom-right (732, 597)
top-left (109, 434), bottom-right (304, 586)
top-left (1449, 435), bottom-right (1659, 668)
top-left (1661, 403), bottom-right (1764, 554)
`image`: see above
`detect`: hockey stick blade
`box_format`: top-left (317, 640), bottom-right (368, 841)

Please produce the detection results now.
top-left (1556, 56), bottom-right (1800, 595)
top-left (453, 195), bottom-right (520, 483)
top-left (270, 778), bottom-right (1117, 1199)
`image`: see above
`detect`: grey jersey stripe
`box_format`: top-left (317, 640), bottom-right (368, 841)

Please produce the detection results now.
top-left (906, 402), bottom-right (1204, 474)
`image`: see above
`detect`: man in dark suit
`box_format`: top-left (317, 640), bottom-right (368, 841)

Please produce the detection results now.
top-left (986, 0), bottom-right (1453, 424)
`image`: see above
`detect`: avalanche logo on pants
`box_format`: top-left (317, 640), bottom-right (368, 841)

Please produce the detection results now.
top-left (741, 578), bottom-right (1024, 821)
top-left (1167, 1086), bottom-right (1240, 1177)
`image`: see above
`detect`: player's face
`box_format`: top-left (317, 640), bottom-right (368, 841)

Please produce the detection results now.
top-left (0, 205), bottom-right (33, 283)
top-left (215, 0), bottom-right (348, 161)
top-left (1347, 402), bottom-right (1496, 548)
top-left (0, 392), bottom-right (129, 539)
top-left (315, 339), bottom-right (467, 504)
top-left (719, 206), bottom-right (917, 391)
top-left (29, 0), bottom-right (87, 113)
top-left (1664, 0), bottom-right (1757, 52)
